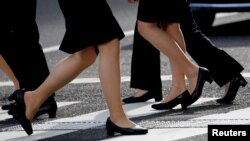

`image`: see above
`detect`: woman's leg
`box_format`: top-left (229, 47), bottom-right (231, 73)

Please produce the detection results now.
top-left (24, 47), bottom-right (97, 120)
top-left (98, 38), bottom-right (135, 127)
top-left (137, 21), bottom-right (198, 94)
top-left (0, 55), bottom-right (19, 89)
top-left (160, 23), bottom-right (189, 103)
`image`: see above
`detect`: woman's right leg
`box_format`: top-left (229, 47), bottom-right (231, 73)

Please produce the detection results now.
top-left (24, 47), bottom-right (97, 120)
top-left (160, 23), bottom-right (188, 102)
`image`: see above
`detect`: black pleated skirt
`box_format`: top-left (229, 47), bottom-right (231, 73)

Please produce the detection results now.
top-left (58, 0), bottom-right (125, 54)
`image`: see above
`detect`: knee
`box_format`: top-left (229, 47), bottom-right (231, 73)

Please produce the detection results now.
top-left (137, 21), bottom-right (157, 37)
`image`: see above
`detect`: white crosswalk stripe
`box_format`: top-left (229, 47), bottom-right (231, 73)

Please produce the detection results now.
top-left (1, 97), bottom-right (250, 141)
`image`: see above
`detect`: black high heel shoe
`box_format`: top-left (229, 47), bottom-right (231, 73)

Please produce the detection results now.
top-left (151, 90), bottom-right (191, 110)
top-left (106, 117), bottom-right (148, 136)
top-left (2, 94), bottom-right (57, 119)
top-left (216, 74), bottom-right (248, 104)
top-left (122, 91), bottom-right (162, 103)
top-left (186, 67), bottom-right (213, 106)
top-left (10, 89), bottom-right (33, 135)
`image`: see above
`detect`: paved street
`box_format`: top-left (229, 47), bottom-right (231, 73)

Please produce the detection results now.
top-left (1, 0), bottom-right (250, 140)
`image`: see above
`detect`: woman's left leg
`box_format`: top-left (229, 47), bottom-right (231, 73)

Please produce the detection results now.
top-left (98, 38), bottom-right (136, 127)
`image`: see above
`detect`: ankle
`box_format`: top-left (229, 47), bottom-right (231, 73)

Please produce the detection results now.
top-left (24, 92), bottom-right (38, 120)
top-left (186, 67), bottom-right (198, 79)
top-left (134, 89), bottom-right (148, 97)
top-left (186, 67), bottom-right (199, 93)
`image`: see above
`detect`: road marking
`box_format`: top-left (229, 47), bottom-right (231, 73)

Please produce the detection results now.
top-left (0, 98), bottom-right (216, 140)
top-left (103, 107), bottom-right (250, 141)
top-left (102, 128), bottom-right (208, 141)
top-left (1, 98), bottom-right (250, 141)
top-left (43, 45), bottom-right (59, 53)
top-left (216, 12), bottom-right (238, 18)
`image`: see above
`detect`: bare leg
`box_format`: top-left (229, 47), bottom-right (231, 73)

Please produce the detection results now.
top-left (0, 55), bottom-right (19, 89)
top-left (133, 89), bottom-right (148, 97)
top-left (161, 23), bottom-right (188, 102)
top-left (24, 39), bottom-right (135, 127)
top-left (98, 38), bottom-right (135, 127)
top-left (24, 47), bottom-right (97, 120)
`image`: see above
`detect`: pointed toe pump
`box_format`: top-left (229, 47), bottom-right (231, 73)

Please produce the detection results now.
top-left (106, 117), bottom-right (148, 136)
top-left (3, 93), bottom-right (57, 119)
top-left (217, 74), bottom-right (248, 104)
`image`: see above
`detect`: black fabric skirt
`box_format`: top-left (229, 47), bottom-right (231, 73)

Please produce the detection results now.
top-left (58, 0), bottom-right (125, 54)
top-left (137, 0), bottom-right (185, 23)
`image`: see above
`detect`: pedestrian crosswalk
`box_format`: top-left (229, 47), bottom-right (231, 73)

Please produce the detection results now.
top-left (1, 74), bottom-right (249, 140)
top-left (103, 107), bottom-right (250, 141)
top-left (1, 97), bottom-right (250, 141)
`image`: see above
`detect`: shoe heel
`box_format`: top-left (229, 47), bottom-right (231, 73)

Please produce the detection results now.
top-left (106, 118), bottom-right (115, 136)
top-left (48, 109), bottom-right (57, 118)
top-left (106, 125), bottom-right (115, 136)
top-left (206, 75), bottom-right (213, 84)
top-left (239, 75), bottom-right (247, 87)
top-left (181, 104), bottom-right (187, 110)
top-left (154, 97), bottom-right (162, 102)
top-left (181, 98), bottom-right (189, 110)
top-left (48, 101), bottom-right (57, 118)
top-left (107, 130), bottom-right (115, 136)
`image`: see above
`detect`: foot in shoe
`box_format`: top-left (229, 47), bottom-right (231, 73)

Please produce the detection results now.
top-left (216, 74), bottom-right (248, 104)
top-left (106, 117), bottom-right (148, 136)
top-left (4, 98), bottom-right (57, 119)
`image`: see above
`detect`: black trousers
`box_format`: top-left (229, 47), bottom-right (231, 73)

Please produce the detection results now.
top-left (130, 0), bottom-right (244, 97)
top-left (0, 0), bottom-right (55, 103)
